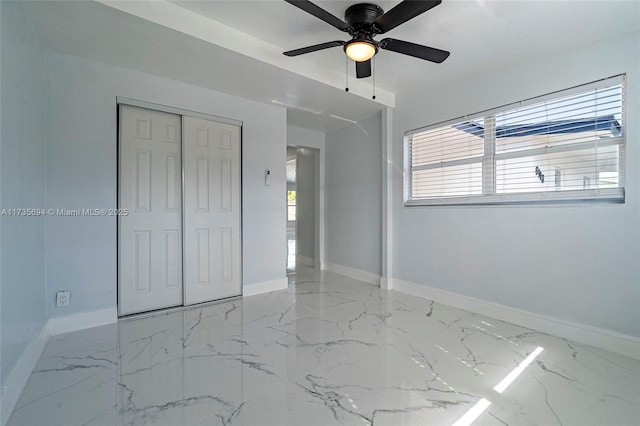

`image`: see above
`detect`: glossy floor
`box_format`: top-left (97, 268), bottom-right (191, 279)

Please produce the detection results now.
top-left (8, 266), bottom-right (640, 425)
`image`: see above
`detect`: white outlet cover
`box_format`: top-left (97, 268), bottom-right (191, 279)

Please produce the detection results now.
top-left (56, 291), bottom-right (70, 307)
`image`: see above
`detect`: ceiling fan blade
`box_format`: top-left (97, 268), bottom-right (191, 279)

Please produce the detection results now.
top-left (374, 0), bottom-right (441, 34)
top-left (284, 0), bottom-right (351, 32)
top-left (283, 40), bottom-right (345, 57)
top-left (380, 38), bottom-right (450, 63)
top-left (355, 60), bottom-right (372, 79)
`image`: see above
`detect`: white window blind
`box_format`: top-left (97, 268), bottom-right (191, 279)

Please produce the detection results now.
top-left (405, 75), bottom-right (625, 206)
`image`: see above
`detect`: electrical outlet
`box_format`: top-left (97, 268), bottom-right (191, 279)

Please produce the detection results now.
top-left (56, 291), bottom-right (70, 307)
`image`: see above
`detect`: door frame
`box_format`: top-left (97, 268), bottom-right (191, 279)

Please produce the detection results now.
top-left (286, 147), bottom-right (297, 272)
top-left (287, 145), bottom-right (323, 272)
top-left (116, 97), bottom-right (243, 317)
top-left (117, 97), bottom-right (243, 127)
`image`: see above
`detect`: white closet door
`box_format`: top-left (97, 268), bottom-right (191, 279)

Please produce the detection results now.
top-left (183, 116), bottom-right (241, 305)
top-left (118, 105), bottom-right (183, 316)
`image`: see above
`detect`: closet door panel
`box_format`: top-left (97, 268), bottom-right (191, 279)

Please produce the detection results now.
top-left (183, 116), bottom-right (241, 304)
top-left (118, 105), bottom-right (183, 316)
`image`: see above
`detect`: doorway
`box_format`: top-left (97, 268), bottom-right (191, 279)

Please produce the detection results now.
top-left (286, 146), bottom-right (320, 274)
top-left (286, 147), bottom-right (297, 273)
top-left (118, 102), bottom-right (242, 316)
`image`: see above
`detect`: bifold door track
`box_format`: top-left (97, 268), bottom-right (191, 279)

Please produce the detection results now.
top-left (118, 295), bottom-right (243, 322)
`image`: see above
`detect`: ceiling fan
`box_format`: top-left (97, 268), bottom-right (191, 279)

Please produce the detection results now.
top-left (283, 0), bottom-right (450, 79)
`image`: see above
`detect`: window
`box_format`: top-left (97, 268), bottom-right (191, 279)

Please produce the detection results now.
top-left (405, 75), bottom-right (625, 206)
top-left (287, 190), bottom-right (296, 221)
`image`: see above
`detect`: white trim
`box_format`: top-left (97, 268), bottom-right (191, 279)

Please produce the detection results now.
top-left (243, 278), bottom-right (288, 297)
top-left (391, 279), bottom-right (640, 360)
top-left (48, 308), bottom-right (117, 336)
top-left (405, 187), bottom-right (625, 207)
top-left (321, 262), bottom-right (381, 286)
top-left (381, 107), bottom-right (394, 287)
top-left (1, 321), bottom-right (50, 426)
top-left (315, 145), bottom-right (324, 270)
top-left (379, 277), bottom-right (393, 291)
top-left (296, 255), bottom-right (315, 267)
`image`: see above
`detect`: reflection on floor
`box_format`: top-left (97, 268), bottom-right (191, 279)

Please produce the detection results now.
top-left (286, 239), bottom-right (296, 273)
top-left (8, 266), bottom-right (640, 425)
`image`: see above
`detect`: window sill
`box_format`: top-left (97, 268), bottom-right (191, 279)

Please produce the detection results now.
top-left (405, 188), bottom-right (625, 207)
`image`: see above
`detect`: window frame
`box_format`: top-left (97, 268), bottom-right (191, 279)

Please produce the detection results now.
top-left (404, 75), bottom-right (626, 207)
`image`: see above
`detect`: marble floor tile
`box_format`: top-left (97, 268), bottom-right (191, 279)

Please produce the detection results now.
top-left (7, 265), bottom-right (640, 426)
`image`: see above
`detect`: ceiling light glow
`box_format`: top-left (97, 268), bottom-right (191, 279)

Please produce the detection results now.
top-left (345, 41), bottom-right (376, 62)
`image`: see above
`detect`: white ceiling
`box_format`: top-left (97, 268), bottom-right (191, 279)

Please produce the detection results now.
top-left (171, 0), bottom-right (640, 94)
top-left (25, 1), bottom-right (640, 131)
top-left (25, 1), bottom-right (383, 132)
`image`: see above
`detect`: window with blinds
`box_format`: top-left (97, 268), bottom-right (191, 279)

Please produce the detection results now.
top-left (405, 75), bottom-right (625, 206)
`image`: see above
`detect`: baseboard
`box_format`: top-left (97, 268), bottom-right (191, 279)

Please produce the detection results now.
top-left (296, 255), bottom-right (315, 267)
top-left (321, 262), bottom-right (381, 286)
top-left (379, 277), bottom-right (393, 290)
top-left (391, 279), bottom-right (640, 360)
top-left (243, 278), bottom-right (288, 297)
top-left (1, 321), bottom-right (50, 426)
top-left (48, 308), bottom-right (118, 336)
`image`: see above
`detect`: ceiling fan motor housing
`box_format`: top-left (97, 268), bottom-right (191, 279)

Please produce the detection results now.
top-left (345, 3), bottom-right (384, 35)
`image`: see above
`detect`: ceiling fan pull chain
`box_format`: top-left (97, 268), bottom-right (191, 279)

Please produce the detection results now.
top-left (345, 55), bottom-right (349, 92)
top-left (372, 56), bottom-right (376, 100)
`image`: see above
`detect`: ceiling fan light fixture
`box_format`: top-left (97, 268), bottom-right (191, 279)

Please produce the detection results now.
top-left (282, 1), bottom-right (450, 78)
top-left (344, 39), bottom-right (377, 62)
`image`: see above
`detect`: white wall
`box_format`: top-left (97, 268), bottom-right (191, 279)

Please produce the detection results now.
top-left (393, 33), bottom-right (640, 337)
top-left (296, 147), bottom-right (318, 261)
top-left (45, 50), bottom-right (287, 318)
top-left (0, 0), bottom-right (3, 398)
top-left (0, 1), bottom-right (47, 386)
top-left (287, 126), bottom-right (325, 152)
top-left (325, 113), bottom-right (382, 276)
